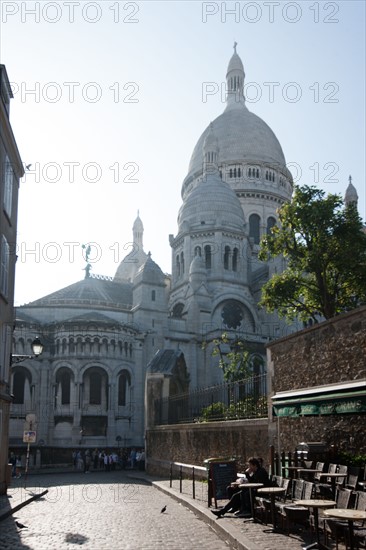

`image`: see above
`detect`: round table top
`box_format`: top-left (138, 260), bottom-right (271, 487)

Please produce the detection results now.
top-left (297, 468), bottom-right (322, 473)
top-left (293, 499), bottom-right (336, 508)
top-left (323, 509), bottom-right (366, 521)
top-left (318, 472), bottom-right (347, 478)
top-left (238, 482), bottom-right (264, 489)
top-left (257, 487), bottom-right (286, 494)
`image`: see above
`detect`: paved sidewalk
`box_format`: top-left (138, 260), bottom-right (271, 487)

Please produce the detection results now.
top-left (0, 468), bottom-right (344, 550)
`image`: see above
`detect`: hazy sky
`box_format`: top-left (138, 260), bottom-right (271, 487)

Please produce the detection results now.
top-left (1, 1), bottom-right (365, 305)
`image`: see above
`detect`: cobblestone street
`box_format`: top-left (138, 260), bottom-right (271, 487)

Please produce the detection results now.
top-left (0, 470), bottom-right (348, 550)
top-left (0, 472), bottom-right (231, 550)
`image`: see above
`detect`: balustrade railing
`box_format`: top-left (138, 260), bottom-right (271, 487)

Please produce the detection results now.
top-left (154, 374), bottom-right (267, 425)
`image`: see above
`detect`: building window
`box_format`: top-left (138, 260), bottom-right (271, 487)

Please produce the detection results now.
top-left (151, 290), bottom-right (156, 301)
top-left (232, 247), bottom-right (238, 272)
top-left (222, 300), bottom-right (244, 330)
top-left (172, 303), bottom-right (184, 318)
top-left (249, 214), bottom-right (261, 244)
top-left (176, 255), bottom-right (180, 277)
top-left (3, 155), bottom-right (14, 218)
top-left (194, 246), bottom-right (201, 257)
top-left (267, 216), bottom-right (276, 234)
top-left (224, 246), bottom-right (230, 270)
top-left (0, 235), bottom-right (9, 298)
top-left (90, 372), bottom-right (101, 405)
top-left (204, 245), bottom-right (212, 269)
top-left (60, 371), bottom-right (71, 404)
top-left (118, 370), bottom-right (131, 406)
top-left (13, 371), bottom-right (26, 404)
top-left (256, 168), bottom-right (259, 178)
top-left (180, 252), bottom-right (184, 274)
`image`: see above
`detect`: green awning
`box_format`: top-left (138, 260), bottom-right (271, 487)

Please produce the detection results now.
top-left (272, 382), bottom-right (366, 417)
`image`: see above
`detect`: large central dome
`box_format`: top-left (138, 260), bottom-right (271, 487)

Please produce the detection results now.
top-left (182, 45), bottom-right (291, 200)
top-left (187, 107), bottom-right (286, 178)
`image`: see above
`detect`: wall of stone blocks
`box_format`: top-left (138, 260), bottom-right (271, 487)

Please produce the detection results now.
top-left (145, 419), bottom-right (269, 474)
top-left (267, 305), bottom-right (366, 455)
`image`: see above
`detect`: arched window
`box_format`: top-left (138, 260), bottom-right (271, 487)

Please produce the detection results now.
top-left (194, 246), bottom-right (201, 257)
top-left (176, 255), bottom-right (180, 277)
top-left (229, 168), bottom-right (233, 178)
top-left (151, 290), bottom-right (156, 301)
top-left (172, 303), bottom-right (184, 318)
top-left (256, 168), bottom-right (259, 178)
top-left (13, 371), bottom-right (26, 404)
top-left (118, 370), bottom-right (131, 406)
top-left (224, 246), bottom-right (230, 270)
top-left (265, 170), bottom-right (268, 180)
top-left (267, 216), bottom-right (276, 234)
top-left (90, 372), bottom-right (102, 405)
top-left (249, 214), bottom-right (261, 244)
top-left (204, 245), bottom-right (212, 269)
top-left (248, 168), bottom-right (251, 177)
top-left (232, 247), bottom-right (238, 272)
top-left (180, 252), bottom-right (184, 274)
top-left (60, 370), bottom-right (71, 404)
top-left (233, 168), bottom-right (236, 178)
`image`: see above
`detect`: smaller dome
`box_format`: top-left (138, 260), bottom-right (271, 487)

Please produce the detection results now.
top-left (135, 253), bottom-right (165, 285)
top-left (189, 255), bottom-right (206, 275)
top-left (178, 171), bottom-right (245, 233)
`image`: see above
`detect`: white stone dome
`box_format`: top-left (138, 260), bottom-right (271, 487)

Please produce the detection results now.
top-left (178, 171), bottom-right (245, 233)
top-left (186, 107), bottom-right (287, 182)
top-left (182, 46), bottom-right (291, 198)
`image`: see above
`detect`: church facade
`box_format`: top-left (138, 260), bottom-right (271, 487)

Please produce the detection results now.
top-left (9, 47), bottom-right (355, 453)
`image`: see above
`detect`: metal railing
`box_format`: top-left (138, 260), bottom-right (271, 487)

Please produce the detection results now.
top-left (154, 374), bottom-right (267, 425)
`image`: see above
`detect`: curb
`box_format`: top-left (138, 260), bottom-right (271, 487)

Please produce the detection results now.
top-left (150, 479), bottom-right (263, 550)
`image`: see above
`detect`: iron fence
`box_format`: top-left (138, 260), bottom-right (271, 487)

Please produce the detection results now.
top-left (154, 373), bottom-right (267, 425)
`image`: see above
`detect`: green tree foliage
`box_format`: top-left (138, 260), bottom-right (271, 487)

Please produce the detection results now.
top-left (211, 333), bottom-right (252, 382)
top-left (259, 185), bottom-right (366, 322)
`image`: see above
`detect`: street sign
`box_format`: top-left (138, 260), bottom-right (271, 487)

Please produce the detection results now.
top-left (23, 431), bottom-right (37, 443)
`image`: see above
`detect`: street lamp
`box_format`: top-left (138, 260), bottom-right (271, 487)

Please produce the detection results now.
top-left (11, 337), bottom-right (44, 364)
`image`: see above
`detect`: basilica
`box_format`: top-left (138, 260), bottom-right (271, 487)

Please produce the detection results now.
top-left (9, 47), bottom-right (357, 452)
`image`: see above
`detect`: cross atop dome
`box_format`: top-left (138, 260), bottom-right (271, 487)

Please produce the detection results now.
top-left (234, 41), bottom-right (238, 53)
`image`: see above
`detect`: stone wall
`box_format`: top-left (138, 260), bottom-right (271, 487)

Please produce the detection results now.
top-left (145, 419), bottom-right (269, 474)
top-left (267, 306), bottom-right (366, 455)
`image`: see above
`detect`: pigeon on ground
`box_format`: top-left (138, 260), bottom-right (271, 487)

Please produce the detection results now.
top-left (160, 505), bottom-right (167, 513)
top-left (15, 521), bottom-right (28, 529)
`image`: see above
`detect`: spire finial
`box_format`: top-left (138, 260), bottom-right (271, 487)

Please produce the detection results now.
top-left (234, 41), bottom-right (237, 53)
top-left (349, 175), bottom-right (352, 185)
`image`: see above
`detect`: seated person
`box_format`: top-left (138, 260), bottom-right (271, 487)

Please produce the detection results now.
top-left (227, 473), bottom-right (246, 499)
top-left (211, 457), bottom-right (270, 518)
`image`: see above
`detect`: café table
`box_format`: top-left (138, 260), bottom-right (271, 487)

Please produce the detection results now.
top-left (286, 466), bottom-right (303, 479)
top-left (317, 472), bottom-right (348, 498)
top-left (293, 499), bottom-right (336, 550)
top-left (257, 486), bottom-right (286, 532)
top-left (323, 509), bottom-right (366, 550)
top-left (297, 468), bottom-right (322, 480)
top-left (237, 482), bottom-right (263, 521)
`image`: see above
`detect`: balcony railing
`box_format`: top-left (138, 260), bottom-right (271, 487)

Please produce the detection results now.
top-left (154, 374), bottom-right (267, 425)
